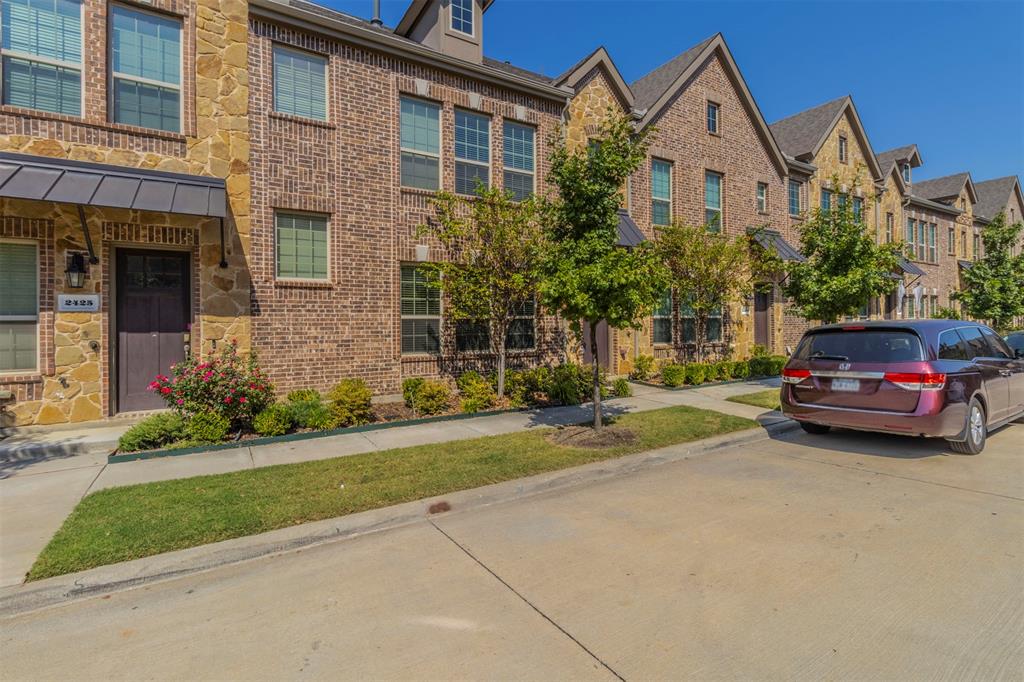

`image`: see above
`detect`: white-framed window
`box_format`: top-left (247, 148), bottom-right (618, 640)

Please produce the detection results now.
top-left (948, 226), bottom-right (956, 256)
top-left (110, 3), bottom-right (182, 132)
top-left (906, 218), bottom-right (917, 260)
top-left (1, 0), bottom-right (83, 116)
top-left (275, 212), bottom-right (328, 280)
top-left (788, 180), bottom-right (802, 216)
top-left (902, 163), bottom-right (911, 183)
top-left (706, 100), bottom-right (719, 134)
top-left (272, 44), bottom-right (327, 121)
top-left (886, 212), bottom-right (894, 243)
top-left (852, 196), bottom-right (863, 221)
top-left (838, 135), bottom-right (848, 163)
top-left (503, 121), bottom-right (534, 201)
top-left (454, 109), bottom-right (489, 196)
top-left (705, 171), bottom-right (722, 232)
top-left (450, 0), bottom-right (473, 36)
top-left (653, 289), bottom-right (672, 344)
top-left (756, 182), bottom-right (768, 213)
top-left (651, 159), bottom-right (672, 226)
top-left (401, 264), bottom-right (441, 354)
top-left (927, 223), bottom-right (937, 263)
top-left (400, 96), bottom-right (441, 190)
top-left (0, 240), bottom-right (38, 373)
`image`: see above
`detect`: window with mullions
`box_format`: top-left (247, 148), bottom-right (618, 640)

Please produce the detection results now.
top-left (788, 180), bottom-right (801, 216)
top-left (401, 265), bottom-right (441, 354)
top-left (757, 182), bottom-right (768, 213)
top-left (400, 97), bottom-right (440, 190)
top-left (275, 212), bottom-right (328, 280)
top-left (450, 0), bottom-right (473, 36)
top-left (503, 121), bottom-right (534, 201)
top-left (820, 189), bottom-right (832, 211)
top-left (455, 110), bottom-right (489, 195)
top-left (706, 101), bottom-right (719, 134)
top-left (838, 135), bottom-right (848, 163)
top-left (454, 299), bottom-right (536, 352)
top-left (906, 218), bottom-right (917, 259)
top-left (927, 223), bottom-right (936, 263)
top-left (1, 0), bottom-right (82, 116)
top-left (680, 302), bottom-right (722, 343)
top-left (947, 226), bottom-right (956, 256)
top-left (651, 159), bottom-right (672, 226)
top-left (0, 241), bottom-right (38, 372)
top-left (885, 213), bottom-right (894, 243)
top-left (704, 171), bottom-right (722, 232)
top-left (653, 290), bottom-right (672, 344)
top-left (110, 4), bottom-right (181, 132)
top-left (852, 196), bottom-right (863, 221)
top-left (272, 45), bottom-right (327, 121)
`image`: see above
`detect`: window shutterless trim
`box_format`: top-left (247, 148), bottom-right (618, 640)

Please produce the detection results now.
top-left (400, 264), bottom-right (442, 355)
top-left (651, 158), bottom-right (672, 226)
top-left (399, 96), bottom-right (442, 191)
top-left (449, 0), bottom-right (474, 37)
top-left (271, 43), bottom-right (329, 122)
top-left (756, 182), bottom-right (768, 213)
top-left (502, 120), bottom-right (535, 200)
top-left (454, 108), bottom-right (490, 197)
top-left (0, 238), bottom-right (40, 375)
top-left (273, 210), bottom-right (330, 281)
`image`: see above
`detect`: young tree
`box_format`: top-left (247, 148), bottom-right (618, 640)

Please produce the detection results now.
top-left (953, 211), bottom-right (1024, 331)
top-left (419, 185), bottom-right (546, 398)
top-left (783, 195), bottom-right (902, 324)
top-left (540, 112), bottom-right (668, 430)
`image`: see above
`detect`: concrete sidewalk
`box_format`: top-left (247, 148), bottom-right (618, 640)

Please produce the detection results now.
top-left (0, 379), bottom-right (784, 587)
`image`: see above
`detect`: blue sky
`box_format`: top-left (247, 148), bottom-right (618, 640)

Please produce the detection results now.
top-left (324, 0), bottom-right (1024, 183)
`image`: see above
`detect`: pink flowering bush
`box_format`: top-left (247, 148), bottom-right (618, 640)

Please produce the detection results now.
top-left (149, 340), bottom-right (274, 430)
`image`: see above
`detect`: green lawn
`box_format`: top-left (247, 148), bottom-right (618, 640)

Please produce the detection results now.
top-left (726, 389), bottom-right (781, 411)
top-left (29, 405), bottom-right (755, 580)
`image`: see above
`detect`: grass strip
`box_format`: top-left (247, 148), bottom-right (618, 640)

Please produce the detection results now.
top-left (29, 405), bottom-right (755, 580)
top-left (726, 389), bottom-right (781, 411)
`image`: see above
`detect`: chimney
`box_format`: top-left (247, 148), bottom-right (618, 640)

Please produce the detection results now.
top-left (370, 0), bottom-right (382, 25)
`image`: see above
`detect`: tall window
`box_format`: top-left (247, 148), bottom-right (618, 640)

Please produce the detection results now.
top-left (1, 0), bottom-right (82, 116)
top-left (973, 233), bottom-right (980, 260)
top-left (706, 101), bottom-right (719, 134)
top-left (653, 290), bottom-right (672, 344)
top-left (401, 265), bottom-right (440, 354)
top-left (947, 226), bottom-right (956, 255)
top-left (820, 189), bottom-right (832, 211)
top-left (852, 196), bottom-right (863, 221)
top-left (110, 4), bottom-right (181, 132)
top-left (906, 218), bottom-right (917, 260)
top-left (0, 241), bottom-right (37, 372)
top-left (961, 230), bottom-right (967, 257)
top-left (275, 212), bottom-right (328, 280)
top-left (927, 223), bottom-right (936, 263)
top-left (454, 110), bottom-right (489, 195)
top-left (788, 180), bottom-right (801, 216)
top-left (651, 159), bottom-right (672, 226)
top-left (272, 45), bottom-right (327, 121)
top-left (838, 135), bottom-right (848, 163)
top-left (885, 212), bottom-right (894, 242)
top-left (704, 171), bottom-right (722, 232)
top-left (756, 182), bottom-right (768, 213)
top-left (503, 121), bottom-right (534, 201)
top-left (902, 163), bottom-right (911, 183)
top-left (400, 97), bottom-right (440, 190)
top-left (450, 0), bottom-right (473, 35)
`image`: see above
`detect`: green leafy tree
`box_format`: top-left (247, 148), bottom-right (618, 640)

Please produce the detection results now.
top-left (784, 188), bottom-right (902, 323)
top-left (419, 186), bottom-right (546, 398)
top-left (953, 211), bottom-right (1024, 331)
top-left (540, 112), bottom-right (669, 429)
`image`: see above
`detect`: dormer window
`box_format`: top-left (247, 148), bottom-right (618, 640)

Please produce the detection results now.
top-left (451, 0), bottom-right (474, 36)
top-left (902, 163), bottom-right (911, 183)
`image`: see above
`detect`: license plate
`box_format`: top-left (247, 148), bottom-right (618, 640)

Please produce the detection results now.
top-left (831, 378), bottom-right (860, 392)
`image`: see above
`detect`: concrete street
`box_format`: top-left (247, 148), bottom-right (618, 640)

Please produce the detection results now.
top-left (2, 421), bottom-right (1021, 680)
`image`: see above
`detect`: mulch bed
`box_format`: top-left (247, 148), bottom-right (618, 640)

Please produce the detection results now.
top-left (547, 424), bottom-right (638, 449)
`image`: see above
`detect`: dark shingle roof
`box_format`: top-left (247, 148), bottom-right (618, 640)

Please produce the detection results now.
top-left (481, 57), bottom-right (553, 85)
top-left (912, 173), bottom-right (970, 202)
top-left (973, 176), bottom-right (1020, 220)
top-left (768, 96), bottom-right (848, 159)
top-left (554, 46), bottom-right (604, 85)
top-left (630, 35), bottom-right (717, 112)
top-left (876, 145), bottom-right (917, 176)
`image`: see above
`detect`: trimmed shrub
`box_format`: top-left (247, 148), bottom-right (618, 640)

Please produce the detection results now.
top-left (253, 404), bottom-right (294, 437)
top-left (458, 371), bottom-right (497, 413)
top-left (730, 360), bottom-right (751, 379)
top-left (712, 361), bottom-right (732, 381)
top-left (117, 413), bottom-right (186, 452)
top-left (496, 369), bottom-right (528, 407)
top-left (685, 363), bottom-right (708, 385)
top-left (522, 366), bottom-right (552, 400)
top-left (402, 378), bottom-right (425, 409)
top-left (749, 355), bottom-right (787, 377)
top-left (327, 378), bottom-right (374, 427)
top-left (611, 377), bottom-right (632, 398)
top-left (186, 412), bottom-right (231, 443)
top-left (548, 364), bottom-right (584, 405)
top-left (751, 344), bottom-right (770, 358)
top-left (411, 379), bottom-right (452, 415)
top-left (630, 354), bottom-right (656, 381)
top-left (286, 389), bottom-right (320, 403)
top-left (287, 396), bottom-right (336, 431)
top-left (661, 363), bottom-right (686, 387)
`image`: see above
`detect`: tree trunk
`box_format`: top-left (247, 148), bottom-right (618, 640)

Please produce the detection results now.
top-left (496, 345), bottom-right (507, 399)
top-left (589, 319), bottom-right (602, 431)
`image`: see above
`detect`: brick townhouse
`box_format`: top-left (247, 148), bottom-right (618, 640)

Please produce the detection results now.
top-left (0, 0), bottom-right (251, 426)
top-left (557, 34), bottom-right (797, 376)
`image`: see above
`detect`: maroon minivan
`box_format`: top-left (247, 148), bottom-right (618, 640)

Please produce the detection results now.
top-left (780, 320), bottom-right (1024, 454)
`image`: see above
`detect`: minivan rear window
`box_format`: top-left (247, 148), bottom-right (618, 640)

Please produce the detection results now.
top-left (795, 329), bottom-right (924, 363)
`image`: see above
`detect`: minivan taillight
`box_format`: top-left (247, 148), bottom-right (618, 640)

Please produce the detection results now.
top-left (782, 368), bottom-right (811, 384)
top-left (883, 372), bottom-right (946, 391)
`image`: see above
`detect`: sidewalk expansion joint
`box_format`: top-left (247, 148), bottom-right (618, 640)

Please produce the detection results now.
top-left (429, 520), bottom-right (626, 681)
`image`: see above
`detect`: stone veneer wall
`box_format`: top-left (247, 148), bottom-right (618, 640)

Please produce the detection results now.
top-left (0, 0), bottom-right (251, 426)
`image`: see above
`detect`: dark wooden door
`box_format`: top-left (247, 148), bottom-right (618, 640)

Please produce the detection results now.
top-left (754, 290), bottom-right (770, 348)
top-left (116, 249), bottom-right (190, 412)
top-left (582, 320), bottom-right (611, 370)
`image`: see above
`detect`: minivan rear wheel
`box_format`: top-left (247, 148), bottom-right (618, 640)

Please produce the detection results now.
top-left (948, 398), bottom-right (986, 455)
top-left (800, 422), bottom-right (831, 435)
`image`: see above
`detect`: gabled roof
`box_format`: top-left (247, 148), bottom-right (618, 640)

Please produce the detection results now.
top-left (973, 176), bottom-right (1023, 221)
top-left (876, 144), bottom-right (922, 177)
top-left (396, 0), bottom-right (495, 37)
top-left (768, 95), bottom-right (883, 181)
top-left (913, 172), bottom-right (978, 205)
top-left (628, 34), bottom-right (787, 177)
top-left (553, 46), bottom-right (634, 109)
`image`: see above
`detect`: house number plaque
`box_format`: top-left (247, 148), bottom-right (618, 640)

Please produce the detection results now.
top-left (57, 294), bottom-right (100, 312)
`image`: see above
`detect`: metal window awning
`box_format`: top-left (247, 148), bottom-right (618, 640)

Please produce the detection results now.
top-left (957, 259), bottom-right (974, 271)
top-left (898, 257), bottom-right (926, 276)
top-left (0, 152), bottom-right (226, 218)
top-left (616, 209), bottom-right (646, 247)
top-left (749, 228), bottom-right (805, 262)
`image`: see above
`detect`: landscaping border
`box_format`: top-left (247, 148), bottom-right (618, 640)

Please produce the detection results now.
top-left (633, 375), bottom-right (779, 392)
top-left (108, 406), bottom-right (526, 463)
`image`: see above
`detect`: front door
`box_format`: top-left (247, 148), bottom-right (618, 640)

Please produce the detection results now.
top-left (116, 249), bottom-right (190, 413)
top-left (582, 320), bottom-right (611, 370)
top-left (754, 290), bottom-right (770, 348)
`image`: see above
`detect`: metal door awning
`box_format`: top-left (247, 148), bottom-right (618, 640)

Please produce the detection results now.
top-left (897, 257), bottom-right (926, 276)
top-left (616, 209), bottom-right (646, 247)
top-left (749, 228), bottom-right (805, 262)
top-left (0, 152), bottom-right (226, 217)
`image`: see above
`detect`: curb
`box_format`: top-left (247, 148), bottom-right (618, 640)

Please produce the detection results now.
top-left (0, 419), bottom-right (797, 618)
top-left (633, 375), bottom-right (779, 392)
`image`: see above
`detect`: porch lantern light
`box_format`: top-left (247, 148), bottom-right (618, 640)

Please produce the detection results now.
top-left (65, 252), bottom-right (87, 289)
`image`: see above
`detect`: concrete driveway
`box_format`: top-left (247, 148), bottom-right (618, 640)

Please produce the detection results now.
top-left (2, 423), bottom-right (1022, 680)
